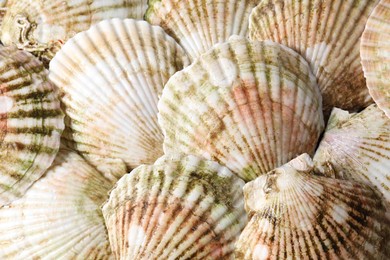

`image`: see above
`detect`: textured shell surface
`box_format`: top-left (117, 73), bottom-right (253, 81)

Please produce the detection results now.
top-left (102, 153), bottom-right (246, 260)
top-left (0, 46), bottom-right (64, 206)
top-left (145, 0), bottom-right (258, 60)
top-left (235, 154), bottom-right (390, 260)
top-left (0, 0), bottom-right (148, 63)
top-left (49, 18), bottom-right (190, 179)
top-left (313, 104), bottom-right (390, 203)
top-left (158, 36), bottom-right (324, 182)
top-left (361, 0), bottom-right (390, 118)
top-left (0, 149), bottom-right (113, 259)
top-left (249, 0), bottom-right (380, 115)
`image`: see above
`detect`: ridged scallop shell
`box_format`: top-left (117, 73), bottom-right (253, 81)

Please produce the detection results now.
top-left (102, 154), bottom-right (246, 259)
top-left (361, 0), bottom-right (390, 118)
top-left (0, 0), bottom-right (148, 64)
top-left (158, 37), bottom-right (324, 182)
top-left (249, 0), bottom-right (380, 114)
top-left (0, 46), bottom-right (64, 206)
top-left (0, 149), bottom-right (113, 259)
top-left (145, 0), bottom-right (258, 60)
top-left (49, 19), bottom-right (190, 177)
top-left (235, 154), bottom-right (390, 259)
top-left (313, 104), bottom-right (390, 202)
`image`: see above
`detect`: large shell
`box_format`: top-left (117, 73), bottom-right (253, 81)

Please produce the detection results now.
top-left (361, 0), bottom-right (390, 118)
top-left (313, 105), bottom-right (390, 202)
top-left (145, 0), bottom-right (258, 60)
top-left (235, 154), bottom-right (390, 259)
top-left (49, 19), bottom-right (190, 178)
top-left (249, 0), bottom-right (379, 115)
top-left (0, 149), bottom-right (113, 259)
top-left (0, 0), bottom-right (148, 64)
top-left (158, 37), bottom-right (324, 182)
top-left (102, 154), bottom-right (246, 259)
top-left (0, 46), bottom-right (64, 206)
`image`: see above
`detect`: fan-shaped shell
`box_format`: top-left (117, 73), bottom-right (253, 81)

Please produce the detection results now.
top-left (0, 149), bottom-right (113, 259)
top-left (158, 37), bottom-right (324, 182)
top-left (0, 0), bottom-right (148, 64)
top-left (313, 105), bottom-right (390, 202)
top-left (361, 0), bottom-right (390, 118)
top-left (235, 154), bottom-right (390, 259)
top-left (0, 46), bottom-right (64, 206)
top-left (145, 0), bottom-right (258, 60)
top-left (102, 154), bottom-right (246, 260)
top-left (249, 0), bottom-right (379, 115)
top-left (49, 19), bottom-right (190, 177)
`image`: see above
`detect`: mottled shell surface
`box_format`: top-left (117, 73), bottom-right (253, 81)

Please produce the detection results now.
top-left (0, 46), bottom-right (64, 206)
top-left (158, 37), bottom-right (324, 182)
top-left (145, 0), bottom-right (258, 60)
top-left (0, 149), bottom-right (113, 259)
top-left (235, 154), bottom-right (390, 260)
top-left (49, 19), bottom-right (190, 178)
top-left (361, 0), bottom-right (390, 118)
top-left (102, 154), bottom-right (246, 260)
top-left (250, 0), bottom-right (379, 115)
top-left (0, 0), bottom-right (148, 63)
top-left (314, 105), bottom-right (390, 202)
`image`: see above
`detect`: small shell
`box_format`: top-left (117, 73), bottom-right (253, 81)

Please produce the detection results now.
top-left (313, 105), bottom-right (390, 202)
top-left (0, 0), bottom-right (148, 64)
top-left (145, 0), bottom-right (258, 60)
top-left (102, 154), bottom-right (246, 259)
top-left (0, 149), bottom-right (113, 259)
top-left (158, 37), bottom-right (324, 181)
top-left (249, 0), bottom-right (379, 115)
top-left (361, 0), bottom-right (390, 118)
top-left (235, 154), bottom-right (390, 259)
top-left (49, 19), bottom-right (190, 178)
top-left (0, 46), bottom-right (64, 206)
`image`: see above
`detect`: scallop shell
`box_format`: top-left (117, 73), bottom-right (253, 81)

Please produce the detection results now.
top-left (158, 37), bottom-right (324, 182)
top-left (0, 0), bottom-right (148, 64)
top-left (102, 154), bottom-right (246, 259)
top-left (249, 0), bottom-right (379, 115)
top-left (361, 0), bottom-right (390, 118)
top-left (145, 0), bottom-right (258, 60)
top-left (0, 46), bottom-right (64, 206)
top-left (49, 19), bottom-right (190, 177)
top-left (313, 104), bottom-right (390, 202)
top-left (0, 149), bottom-right (113, 259)
top-left (235, 154), bottom-right (390, 259)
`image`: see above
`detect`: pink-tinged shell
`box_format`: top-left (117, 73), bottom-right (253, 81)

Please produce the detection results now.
top-left (361, 0), bottom-right (390, 118)
top-left (158, 36), bottom-right (324, 182)
top-left (249, 0), bottom-right (380, 115)
top-left (235, 154), bottom-right (390, 259)
top-left (314, 105), bottom-right (390, 202)
top-left (102, 154), bottom-right (246, 260)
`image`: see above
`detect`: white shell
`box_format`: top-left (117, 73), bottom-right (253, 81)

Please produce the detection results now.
top-left (158, 37), bottom-right (324, 181)
top-left (49, 19), bottom-right (190, 178)
top-left (0, 149), bottom-right (113, 259)
top-left (102, 154), bottom-right (246, 259)
top-left (314, 105), bottom-right (390, 202)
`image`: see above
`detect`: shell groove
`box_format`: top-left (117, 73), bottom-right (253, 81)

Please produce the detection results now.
top-left (0, 46), bottom-right (64, 206)
top-left (314, 105), bottom-right (390, 202)
top-left (145, 0), bottom-right (258, 60)
top-left (0, 0), bottom-right (148, 63)
top-left (361, 0), bottom-right (390, 118)
top-left (102, 154), bottom-right (246, 260)
top-left (249, 0), bottom-right (379, 115)
top-left (158, 37), bottom-right (324, 182)
top-left (49, 19), bottom-right (190, 178)
top-left (0, 149), bottom-right (113, 259)
top-left (235, 154), bottom-right (390, 259)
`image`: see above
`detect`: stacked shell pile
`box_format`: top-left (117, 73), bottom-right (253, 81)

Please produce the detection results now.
top-left (0, 0), bottom-right (389, 259)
